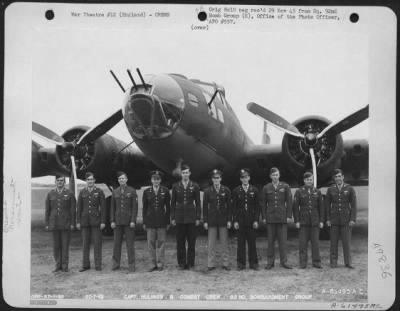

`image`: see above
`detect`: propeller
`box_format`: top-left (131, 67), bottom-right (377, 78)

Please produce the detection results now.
top-left (247, 102), bottom-right (369, 187)
top-left (32, 109), bottom-right (124, 193)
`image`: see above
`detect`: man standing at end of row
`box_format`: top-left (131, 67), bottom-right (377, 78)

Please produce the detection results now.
top-left (110, 171), bottom-right (138, 272)
top-left (76, 172), bottom-right (106, 272)
top-left (45, 175), bottom-right (76, 273)
top-left (326, 169), bottom-right (357, 269)
top-left (233, 168), bottom-right (261, 271)
top-left (261, 167), bottom-right (293, 270)
top-left (143, 170), bottom-right (171, 272)
top-left (171, 164), bottom-right (201, 270)
top-left (203, 169), bottom-right (232, 271)
top-left (293, 171), bottom-right (324, 269)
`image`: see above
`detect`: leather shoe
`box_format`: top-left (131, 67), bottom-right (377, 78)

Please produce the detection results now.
top-left (250, 265), bottom-right (259, 271)
top-left (281, 263), bottom-right (292, 269)
top-left (300, 265), bottom-right (307, 269)
top-left (237, 265), bottom-right (245, 271)
top-left (95, 267), bottom-right (102, 271)
top-left (265, 264), bottom-right (274, 270)
top-left (330, 263), bottom-right (338, 268)
top-left (313, 264), bottom-right (322, 269)
top-left (61, 268), bottom-right (69, 272)
top-left (222, 266), bottom-right (230, 271)
top-left (207, 267), bottom-right (216, 271)
top-left (79, 267), bottom-right (90, 272)
top-left (345, 264), bottom-right (355, 269)
top-left (112, 266), bottom-right (120, 271)
top-left (52, 267), bottom-right (62, 273)
top-left (148, 266), bottom-right (158, 272)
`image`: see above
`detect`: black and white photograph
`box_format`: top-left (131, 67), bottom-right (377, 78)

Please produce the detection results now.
top-left (3, 3), bottom-right (396, 309)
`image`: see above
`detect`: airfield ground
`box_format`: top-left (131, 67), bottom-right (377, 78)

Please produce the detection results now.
top-left (30, 186), bottom-right (368, 303)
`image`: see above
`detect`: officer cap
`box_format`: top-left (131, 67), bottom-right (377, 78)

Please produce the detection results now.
top-left (240, 168), bottom-right (250, 177)
top-left (150, 170), bottom-right (163, 179)
top-left (269, 167), bottom-right (280, 174)
top-left (116, 171), bottom-right (127, 178)
top-left (181, 163), bottom-right (191, 172)
top-left (332, 168), bottom-right (344, 176)
top-left (210, 169), bottom-right (222, 178)
top-left (303, 171), bottom-right (313, 179)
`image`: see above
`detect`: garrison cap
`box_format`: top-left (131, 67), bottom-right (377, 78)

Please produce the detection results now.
top-left (181, 163), bottom-right (191, 171)
top-left (150, 170), bottom-right (163, 179)
top-left (240, 168), bottom-right (251, 177)
top-left (303, 171), bottom-right (313, 179)
top-left (210, 169), bottom-right (222, 178)
top-left (269, 167), bottom-right (280, 174)
top-left (55, 174), bottom-right (65, 180)
top-left (332, 168), bottom-right (344, 176)
top-left (85, 172), bottom-right (95, 179)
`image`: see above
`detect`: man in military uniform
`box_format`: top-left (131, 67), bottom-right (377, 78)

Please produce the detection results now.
top-left (45, 175), bottom-right (76, 272)
top-left (143, 170), bottom-right (171, 272)
top-left (203, 169), bottom-right (232, 271)
top-left (326, 169), bottom-right (357, 269)
top-left (76, 172), bottom-right (106, 272)
top-left (110, 171), bottom-right (138, 272)
top-left (170, 164), bottom-right (201, 270)
top-left (293, 172), bottom-right (324, 269)
top-left (261, 167), bottom-right (293, 269)
top-left (232, 168), bottom-right (261, 270)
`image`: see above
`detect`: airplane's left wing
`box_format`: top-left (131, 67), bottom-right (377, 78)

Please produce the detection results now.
top-left (32, 126), bottom-right (158, 188)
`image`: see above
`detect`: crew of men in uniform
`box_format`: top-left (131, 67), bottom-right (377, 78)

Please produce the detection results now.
top-left (45, 166), bottom-right (357, 272)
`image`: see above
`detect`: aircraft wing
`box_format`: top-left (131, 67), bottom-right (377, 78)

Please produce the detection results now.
top-left (236, 139), bottom-right (368, 188)
top-left (32, 135), bottom-right (159, 189)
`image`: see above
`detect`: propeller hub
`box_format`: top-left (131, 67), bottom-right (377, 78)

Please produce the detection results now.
top-left (304, 133), bottom-right (317, 146)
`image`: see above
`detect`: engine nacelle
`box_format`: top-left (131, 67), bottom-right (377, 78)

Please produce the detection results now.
top-left (55, 126), bottom-right (150, 186)
top-left (281, 116), bottom-right (344, 185)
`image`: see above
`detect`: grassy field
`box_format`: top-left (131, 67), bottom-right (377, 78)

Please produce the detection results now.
top-left (30, 185), bottom-right (368, 303)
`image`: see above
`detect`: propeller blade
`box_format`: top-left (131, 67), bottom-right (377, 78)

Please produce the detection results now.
top-left (32, 121), bottom-right (65, 145)
top-left (309, 147), bottom-right (317, 187)
top-left (77, 109), bottom-right (123, 145)
top-left (247, 102), bottom-right (303, 138)
top-left (317, 105), bottom-right (369, 139)
top-left (70, 155), bottom-right (78, 200)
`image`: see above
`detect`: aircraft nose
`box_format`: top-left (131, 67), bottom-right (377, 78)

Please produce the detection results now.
top-left (124, 92), bottom-right (182, 139)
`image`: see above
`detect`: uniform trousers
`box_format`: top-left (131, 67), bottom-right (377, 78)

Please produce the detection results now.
top-left (147, 228), bottom-right (166, 268)
top-left (176, 223), bottom-right (197, 267)
top-left (330, 225), bottom-right (352, 265)
top-left (52, 230), bottom-right (70, 270)
top-left (112, 225), bottom-right (135, 269)
top-left (81, 226), bottom-right (102, 269)
top-left (207, 226), bottom-right (229, 268)
top-left (237, 226), bottom-right (258, 267)
top-left (299, 226), bottom-right (320, 265)
top-left (267, 223), bottom-right (288, 265)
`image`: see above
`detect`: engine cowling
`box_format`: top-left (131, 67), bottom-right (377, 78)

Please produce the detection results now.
top-left (55, 126), bottom-right (148, 185)
top-left (281, 116), bottom-right (344, 185)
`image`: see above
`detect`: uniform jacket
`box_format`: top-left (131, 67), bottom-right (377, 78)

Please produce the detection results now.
top-left (232, 184), bottom-right (261, 228)
top-left (261, 182), bottom-right (293, 224)
top-left (110, 186), bottom-right (138, 225)
top-left (77, 187), bottom-right (106, 227)
top-left (142, 185), bottom-right (171, 228)
top-left (203, 185), bottom-right (232, 227)
top-left (325, 183), bottom-right (357, 225)
top-left (170, 180), bottom-right (201, 224)
top-left (45, 188), bottom-right (76, 230)
top-left (293, 186), bottom-right (324, 226)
